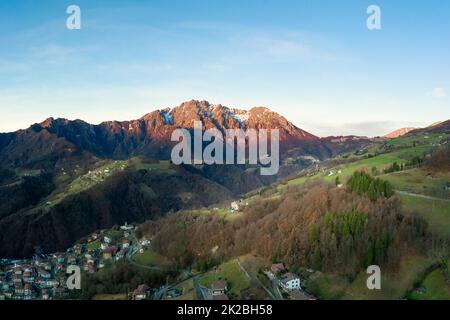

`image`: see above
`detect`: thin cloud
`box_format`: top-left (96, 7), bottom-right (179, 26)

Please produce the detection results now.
top-left (248, 36), bottom-right (312, 62)
top-left (301, 121), bottom-right (428, 138)
top-left (427, 87), bottom-right (447, 98)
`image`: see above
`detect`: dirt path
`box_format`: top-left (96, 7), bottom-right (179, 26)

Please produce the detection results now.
top-left (237, 259), bottom-right (278, 300)
top-left (395, 190), bottom-right (450, 202)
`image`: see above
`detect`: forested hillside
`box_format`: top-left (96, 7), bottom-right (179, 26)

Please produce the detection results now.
top-left (140, 179), bottom-right (439, 278)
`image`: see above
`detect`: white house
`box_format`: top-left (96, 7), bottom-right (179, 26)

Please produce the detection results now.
top-left (280, 273), bottom-right (301, 291)
top-left (230, 201), bottom-right (240, 212)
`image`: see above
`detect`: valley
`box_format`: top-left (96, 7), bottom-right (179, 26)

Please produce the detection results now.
top-left (0, 102), bottom-right (448, 300)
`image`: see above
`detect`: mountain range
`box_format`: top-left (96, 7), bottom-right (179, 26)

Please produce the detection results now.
top-left (0, 100), bottom-right (349, 163)
top-left (0, 100), bottom-right (447, 258)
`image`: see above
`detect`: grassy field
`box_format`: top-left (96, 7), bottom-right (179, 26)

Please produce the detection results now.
top-left (132, 248), bottom-right (169, 267)
top-left (342, 255), bottom-right (432, 300)
top-left (288, 132), bottom-right (448, 188)
top-left (288, 152), bottom-right (403, 186)
top-left (198, 259), bottom-right (250, 299)
top-left (87, 240), bottom-right (101, 250)
top-left (400, 195), bottom-right (450, 237)
top-left (381, 169), bottom-right (450, 199)
top-left (92, 293), bottom-right (127, 300)
top-left (132, 159), bottom-right (172, 171)
top-left (15, 168), bottom-right (41, 177)
top-left (408, 268), bottom-right (450, 300)
top-left (306, 272), bottom-right (350, 300)
top-left (385, 133), bottom-right (448, 149)
top-left (192, 207), bottom-right (245, 221)
top-left (168, 279), bottom-right (196, 300)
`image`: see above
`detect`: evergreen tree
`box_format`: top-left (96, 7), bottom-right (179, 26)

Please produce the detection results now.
top-left (347, 171), bottom-right (394, 202)
top-left (335, 176), bottom-right (341, 186)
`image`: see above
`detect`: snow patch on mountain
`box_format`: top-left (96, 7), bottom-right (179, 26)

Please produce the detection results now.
top-left (231, 111), bottom-right (250, 123)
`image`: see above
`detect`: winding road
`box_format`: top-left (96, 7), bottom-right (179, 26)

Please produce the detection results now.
top-left (395, 190), bottom-right (450, 202)
top-left (236, 259), bottom-right (279, 300)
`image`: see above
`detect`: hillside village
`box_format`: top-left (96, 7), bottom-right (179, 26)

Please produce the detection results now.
top-left (0, 223), bottom-right (150, 300)
top-left (0, 214), bottom-right (315, 301)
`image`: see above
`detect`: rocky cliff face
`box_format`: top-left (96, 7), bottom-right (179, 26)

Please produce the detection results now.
top-left (26, 100), bottom-right (321, 160)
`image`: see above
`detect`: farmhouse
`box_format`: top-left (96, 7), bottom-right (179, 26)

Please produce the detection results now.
top-left (280, 273), bottom-right (301, 291)
top-left (132, 284), bottom-right (150, 300)
top-left (270, 263), bottom-right (286, 276)
top-left (230, 201), bottom-right (240, 212)
top-left (211, 280), bottom-right (228, 296)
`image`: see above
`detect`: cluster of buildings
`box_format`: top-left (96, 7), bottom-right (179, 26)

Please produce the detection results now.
top-left (82, 168), bottom-right (112, 184)
top-left (0, 256), bottom-right (64, 300)
top-left (266, 263), bottom-right (315, 300)
top-left (0, 223), bottom-right (146, 300)
top-left (267, 263), bottom-right (302, 291)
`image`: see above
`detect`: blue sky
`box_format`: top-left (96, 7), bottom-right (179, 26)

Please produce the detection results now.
top-left (0, 0), bottom-right (449, 136)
